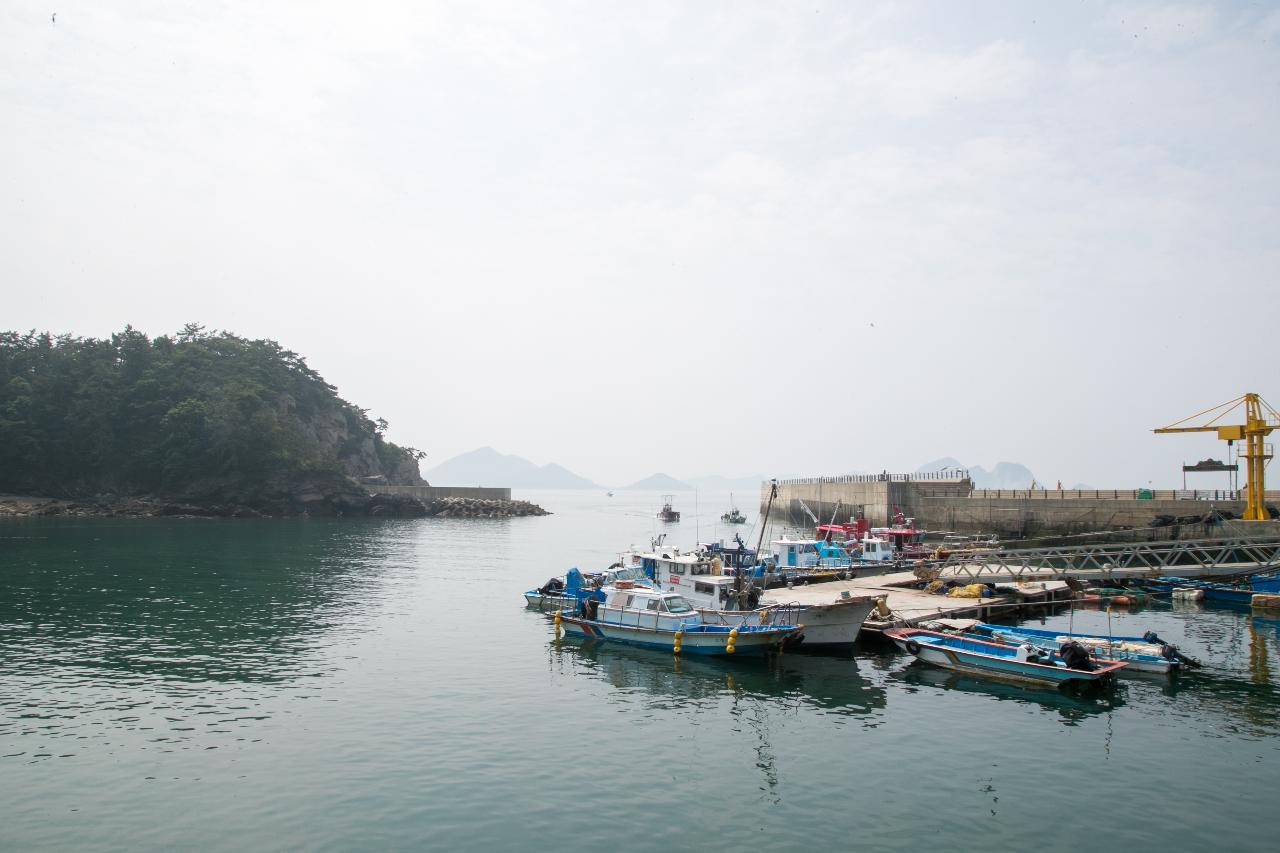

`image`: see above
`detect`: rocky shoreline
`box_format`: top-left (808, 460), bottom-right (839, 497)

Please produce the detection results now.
top-left (0, 493), bottom-right (550, 520)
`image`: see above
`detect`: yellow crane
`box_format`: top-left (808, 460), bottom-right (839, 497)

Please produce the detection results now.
top-left (1154, 393), bottom-right (1279, 521)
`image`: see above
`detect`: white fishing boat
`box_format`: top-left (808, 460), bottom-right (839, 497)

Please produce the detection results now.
top-left (557, 583), bottom-right (802, 656)
top-left (628, 547), bottom-right (878, 648)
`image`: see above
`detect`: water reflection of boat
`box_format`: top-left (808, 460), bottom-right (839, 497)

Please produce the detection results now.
top-left (896, 663), bottom-right (1126, 722)
top-left (549, 636), bottom-right (888, 717)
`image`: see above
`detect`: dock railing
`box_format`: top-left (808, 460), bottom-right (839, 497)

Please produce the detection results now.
top-left (937, 535), bottom-right (1280, 582)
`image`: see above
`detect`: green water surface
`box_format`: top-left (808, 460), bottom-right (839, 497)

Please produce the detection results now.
top-left (2, 491), bottom-right (1277, 851)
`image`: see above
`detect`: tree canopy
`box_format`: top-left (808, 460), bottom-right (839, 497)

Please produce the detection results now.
top-left (0, 326), bottom-right (424, 498)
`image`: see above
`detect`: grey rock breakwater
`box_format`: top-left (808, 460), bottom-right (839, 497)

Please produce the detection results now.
top-left (418, 497), bottom-right (550, 518)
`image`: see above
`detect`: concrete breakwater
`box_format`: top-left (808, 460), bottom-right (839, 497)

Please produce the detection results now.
top-left (763, 474), bottom-right (1280, 538)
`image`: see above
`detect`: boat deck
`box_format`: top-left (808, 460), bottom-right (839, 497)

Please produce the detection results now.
top-left (770, 570), bottom-right (1073, 634)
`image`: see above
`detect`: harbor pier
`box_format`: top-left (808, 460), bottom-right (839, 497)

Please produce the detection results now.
top-left (764, 473), bottom-right (1280, 538)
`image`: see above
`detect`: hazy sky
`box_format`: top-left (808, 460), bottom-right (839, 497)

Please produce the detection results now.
top-left (4, 1), bottom-right (1278, 488)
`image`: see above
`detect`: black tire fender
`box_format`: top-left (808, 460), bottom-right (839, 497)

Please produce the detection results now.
top-left (905, 639), bottom-right (921, 655)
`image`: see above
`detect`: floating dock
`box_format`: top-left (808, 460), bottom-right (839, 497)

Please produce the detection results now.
top-left (775, 570), bottom-right (1074, 635)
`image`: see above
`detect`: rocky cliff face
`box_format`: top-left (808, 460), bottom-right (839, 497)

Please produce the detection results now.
top-left (277, 394), bottom-right (425, 486)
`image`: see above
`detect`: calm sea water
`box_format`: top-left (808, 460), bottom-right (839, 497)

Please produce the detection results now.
top-left (2, 490), bottom-right (1278, 851)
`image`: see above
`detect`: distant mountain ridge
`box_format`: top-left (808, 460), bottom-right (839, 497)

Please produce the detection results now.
top-left (425, 447), bottom-right (602, 489)
top-left (622, 472), bottom-right (692, 491)
top-left (916, 457), bottom-right (1038, 489)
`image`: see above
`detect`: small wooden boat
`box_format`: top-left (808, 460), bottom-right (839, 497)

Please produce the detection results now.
top-left (557, 584), bottom-right (802, 656)
top-left (885, 627), bottom-right (1125, 686)
top-left (965, 622), bottom-right (1195, 674)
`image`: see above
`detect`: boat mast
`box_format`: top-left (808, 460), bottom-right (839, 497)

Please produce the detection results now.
top-left (740, 479), bottom-right (778, 609)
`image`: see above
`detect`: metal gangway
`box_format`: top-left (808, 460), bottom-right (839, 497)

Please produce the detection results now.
top-left (936, 535), bottom-right (1280, 583)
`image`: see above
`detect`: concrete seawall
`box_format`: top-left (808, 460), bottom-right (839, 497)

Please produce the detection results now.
top-left (763, 476), bottom-right (1280, 537)
top-left (370, 485), bottom-right (512, 501)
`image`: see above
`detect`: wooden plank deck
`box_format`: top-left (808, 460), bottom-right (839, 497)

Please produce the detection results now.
top-left (769, 571), bottom-right (1073, 634)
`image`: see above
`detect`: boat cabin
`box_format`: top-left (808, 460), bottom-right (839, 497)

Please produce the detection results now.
top-left (870, 510), bottom-right (929, 557)
top-left (638, 548), bottom-right (723, 585)
top-left (598, 584), bottom-right (699, 630)
top-left (816, 518), bottom-right (870, 543)
top-left (598, 565), bottom-right (651, 586)
top-left (855, 535), bottom-right (897, 562)
top-left (772, 537), bottom-right (854, 568)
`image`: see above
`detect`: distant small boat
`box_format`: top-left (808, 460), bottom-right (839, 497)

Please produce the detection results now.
top-left (657, 495), bottom-right (680, 522)
top-left (886, 627), bottom-right (1125, 686)
top-left (721, 493), bottom-right (746, 524)
top-left (606, 491), bottom-right (613, 497)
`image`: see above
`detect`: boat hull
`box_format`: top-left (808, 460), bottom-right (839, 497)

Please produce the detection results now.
top-left (524, 591), bottom-right (578, 611)
top-left (970, 624), bottom-right (1177, 674)
top-left (559, 616), bottom-right (799, 656)
top-left (696, 597), bottom-right (876, 648)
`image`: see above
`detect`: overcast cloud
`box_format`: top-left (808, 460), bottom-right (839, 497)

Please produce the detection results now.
top-left (3, 1), bottom-right (1277, 487)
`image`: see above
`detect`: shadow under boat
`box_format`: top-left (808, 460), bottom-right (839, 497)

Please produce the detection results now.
top-left (892, 660), bottom-right (1126, 721)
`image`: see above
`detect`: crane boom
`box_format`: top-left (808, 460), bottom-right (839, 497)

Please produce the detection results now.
top-left (1154, 392), bottom-right (1278, 521)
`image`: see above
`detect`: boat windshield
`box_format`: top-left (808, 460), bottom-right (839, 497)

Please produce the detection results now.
top-left (665, 596), bottom-right (694, 614)
top-left (612, 567), bottom-right (647, 582)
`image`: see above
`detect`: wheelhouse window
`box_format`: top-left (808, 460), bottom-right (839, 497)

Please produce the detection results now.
top-left (666, 596), bottom-right (693, 614)
top-left (694, 582), bottom-right (714, 595)
top-left (645, 598), bottom-right (661, 611)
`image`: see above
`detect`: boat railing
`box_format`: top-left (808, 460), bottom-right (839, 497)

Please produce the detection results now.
top-left (758, 602), bottom-right (803, 628)
top-left (696, 603), bottom-right (803, 628)
top-left (776, 470), bottom-right (970, 485)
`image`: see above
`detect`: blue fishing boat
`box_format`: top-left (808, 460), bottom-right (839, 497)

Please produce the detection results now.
top-left (524, 565), bottom-right (651, 611)
top-left (885, 627), bottom-right (1125, 686)
top-left (556, 583), bottom-right (803, 656)
top-left (965, 623), bottom-right (1195, 674)
top-left (1144, 575), bottom-right (1280, 605)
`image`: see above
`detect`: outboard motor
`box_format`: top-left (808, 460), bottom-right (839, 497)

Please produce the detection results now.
top-left (1059, 640), bottom-right (1096, 672)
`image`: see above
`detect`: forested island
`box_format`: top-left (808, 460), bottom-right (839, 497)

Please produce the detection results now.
top-left (0, 325), bottom-right (544, 519)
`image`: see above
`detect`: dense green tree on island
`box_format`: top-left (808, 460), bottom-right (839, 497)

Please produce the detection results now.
top-left (0, 325), bottom-right (426, 506)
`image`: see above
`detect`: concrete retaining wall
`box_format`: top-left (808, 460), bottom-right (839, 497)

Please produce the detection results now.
top-left (765, 476), bottom-right (1279, 537)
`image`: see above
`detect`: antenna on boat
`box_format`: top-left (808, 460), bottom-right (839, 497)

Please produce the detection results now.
top-left (695, 488), bottom-right (700, 544)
